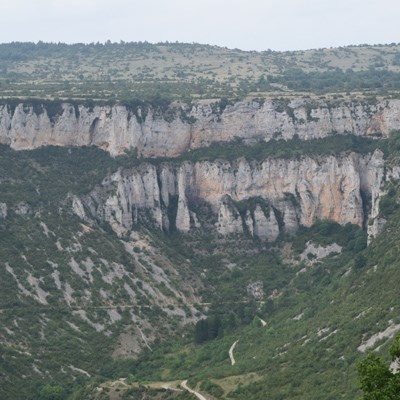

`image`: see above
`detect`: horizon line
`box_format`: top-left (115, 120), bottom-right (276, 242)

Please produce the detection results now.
top-left (1, 40), bottom-right (400, 54)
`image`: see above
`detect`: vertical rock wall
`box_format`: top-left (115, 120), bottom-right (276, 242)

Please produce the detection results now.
top-left (1, 99), bottom-right (399, 157)
top-left (76, 151), bottom-right (385, 242)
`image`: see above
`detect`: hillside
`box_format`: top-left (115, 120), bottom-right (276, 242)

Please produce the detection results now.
top-left (1, 42), bottom-right (400, 102)
top-left (1, 42), bottom-right (400, 400)
top-left (1, 132), bottom-right (399, 399)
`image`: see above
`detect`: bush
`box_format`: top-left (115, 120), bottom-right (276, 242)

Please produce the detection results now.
top-left (38, 384), bottom-right (65, 400)
top-left (200, 379), bottom-right (224, 397)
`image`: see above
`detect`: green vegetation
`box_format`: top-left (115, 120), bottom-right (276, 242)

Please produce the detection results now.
top-left (1, 42), bottom-right (400, 103)
top-left (102, 206), bottom-right (400, 399)
top-left (291, 220), bottom-right (367, 254)
top-left (194, 316), bottom-right (222, 344)
top-left (269, 68), bottom-right (400, 92)
top-left (357, 336), bottom-right (400, 399)
top-left (2, 119), bottom-right (400, 398)
top-left (175, 134), bottom-right (382, 163)
top-left (38, 385), bottom-right (65, 400)
top-left (0, 146), bottom-right (198, 399)
top-left (379, 185), bottom-right (400, 218)
top-left (199, 380), bottom-right (224, 397)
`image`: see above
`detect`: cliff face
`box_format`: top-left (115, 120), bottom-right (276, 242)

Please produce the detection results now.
top-left (1, 98), bottom-right (395, 242)
top-left (74, 150), bottom-right (385, 242)
top-left (1, 99), bottom-right (400, 157)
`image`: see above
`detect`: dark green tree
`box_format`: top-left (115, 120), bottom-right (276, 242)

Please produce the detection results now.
top-left (38, 384), bottom-right (65, 400)
top-left (194, 319), bottom-right (209, 344)
top-left (354, 254), bottom-right (367, 270)
top-left (357, 336), bottom-right (400, 399)
top-left (207, 315), bottom-right (222, 340)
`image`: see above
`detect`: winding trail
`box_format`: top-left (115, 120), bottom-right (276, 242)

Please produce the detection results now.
top-left (259, 317), bottom-right (267, 327)
top-left (181, 380), bottom-right (208, 400)
top-left (229, 340), bottom-right (239, 366)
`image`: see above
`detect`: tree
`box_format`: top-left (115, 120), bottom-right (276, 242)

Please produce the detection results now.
top-left (357, 336), bottom-right (400, 399)
top-left (194, 319), bottom-right (209, 344)
top-left (354, 254), bottom-right (367, 270)
top-left (208, 315), bottom-right (222, 340)
top-left (38, 384), bottom-right (64, 400)
top-left (194, 316), bottom-right (222, 344)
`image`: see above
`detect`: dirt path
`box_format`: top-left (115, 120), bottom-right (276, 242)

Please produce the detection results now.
top-left (181, 380), bottom-right (208, 400)
top-left (259, 317), bottom-right (267, 327)
top-left (229, 340), bottom-right (239, 366)
top-left (161, 383), bottom-right (183, 392)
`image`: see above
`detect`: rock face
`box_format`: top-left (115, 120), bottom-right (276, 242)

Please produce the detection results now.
top-left (76, 150), bottom-right (385, 242)
top-left (3, 98), bottom-right (392, 241)
top-left (216, 195), bottom-right (244, 236)
top-left (253, 205), bottom-right (280, 242)
top-left (1, 99), bottom-right (400, 157)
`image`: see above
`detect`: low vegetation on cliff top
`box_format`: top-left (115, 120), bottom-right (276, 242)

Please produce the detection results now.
top-left (1, 41), bottom-right (400, 102)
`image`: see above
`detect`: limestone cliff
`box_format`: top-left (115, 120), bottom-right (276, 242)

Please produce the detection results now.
top-left (1, 99), bottom-right (399, 157)
top-left (2, 98), bottom-right (394, 241)
top-left (74, 150), bottom-right (385, 242)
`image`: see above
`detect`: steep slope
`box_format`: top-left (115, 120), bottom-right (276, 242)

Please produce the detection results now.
top-left (0, 98), bottom-right (400, 399)
top-left (85, 208), bottom-right (400, 400)
top-left (0, 99), bottom-right (399, 156)
top-left (0, 146), bottom-right (202, 399)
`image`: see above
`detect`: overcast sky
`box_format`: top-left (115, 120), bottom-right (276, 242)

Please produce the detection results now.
top-left (1, 0), bottom-right (399, 51)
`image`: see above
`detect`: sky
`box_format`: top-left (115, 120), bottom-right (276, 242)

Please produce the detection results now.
top-left (0, 0), bottom-right (399, 51)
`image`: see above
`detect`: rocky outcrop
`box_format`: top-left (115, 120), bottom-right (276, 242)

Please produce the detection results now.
top-left (14, 202), bottom-right (31, 216)
top-left (216, 196), bottom-right (244, 236)
top-left (75, 150), bottom-right (385, 242)
top-left (0, 203), bottom-right (7, 219)
top-left (300, 241), bottom-right (343, 264)
top-left (175, 166), bottom-right (191, 232)
top-left (358, 149), bottom-right (387, 242)
top-left (1, 99), bottom-right (400, 157)
top-left (253, 205), bottom-right (280, 242)
top-left (82, 165), bottom-right (164, 236)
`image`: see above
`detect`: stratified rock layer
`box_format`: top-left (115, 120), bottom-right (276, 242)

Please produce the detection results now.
top-left (1, 99), bottom-right (399, 156)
